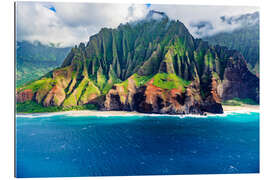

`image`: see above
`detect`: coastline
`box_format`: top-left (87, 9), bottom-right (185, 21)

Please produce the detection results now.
top-left (16, 105), bottom-right (259, 117)
top-left (222, 105), bottom-right (259, 113)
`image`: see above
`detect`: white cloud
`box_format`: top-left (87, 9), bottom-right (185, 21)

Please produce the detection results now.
top-left (126, 4), bottom-right (149, 22)
top-left (16, 2), bottom-right (148, 47)
top-left (16, 2), bottom-right (259, 47)
top-left (149, 4), bottom-right (259, 37)
top-left (16, 2), bottom-right (87, 46)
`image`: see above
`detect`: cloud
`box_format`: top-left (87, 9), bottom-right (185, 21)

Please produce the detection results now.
top-left (16, 2), bottom-right (259, 47)
top-left (126, 4), bottom-right (148, 22)
top-left (188, 11), bottom-right (259, 37)
top-left (148, 4), bottom-right (259, 38)
top-left (190, 21), bottom-right (214, 37)
top-left (43, 4), bottom-right (56, 13)
top-left (220, 11), bottom-right (259, 27)
top-left (16, 2), bottom-right (148, 47)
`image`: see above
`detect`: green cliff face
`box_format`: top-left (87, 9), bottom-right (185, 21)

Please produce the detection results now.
top-left (16, 10), bottom-right (259, 114)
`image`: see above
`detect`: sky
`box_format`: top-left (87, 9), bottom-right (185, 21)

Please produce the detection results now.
top-left (15, 2), bottom-right (259, 47)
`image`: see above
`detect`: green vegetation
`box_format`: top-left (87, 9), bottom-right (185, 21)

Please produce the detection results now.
top-left (63, 78), bottom-right (89, 107)
top-left (204, 50), bottom-right (214, 70)
top-left (204, 16), bottom-right (259, 74)
top-left (16, 101), bottom-right (97, 113)
top-left (79, 81), bottom-right (100, 104)
top-left (97, 66), bottom-right (106, 90)
top-left (16, 101), bottom-right (61, 113)
top-left (222, 98), bottom-right (258, 106)
top-left (16, 41), bottom-right (71, 87)
top-left (152, 73), bottom-right (190, 91)
top-left (172, 37), bottom-right (186, 57)
top-left (113, 74), bottom-right (151, 94)
top-left (212, 72), bottom-right (221, 83)
top-left (74, 79), bottom-right (89, 100)
top-left (16, 12), bottom-right (259, 113)
top-left (17, 78), bottom-right (55, 93)
top-left (194, 50), bottom-right (204, 75)
top-left (100, 66), bottom-right (122, 94)
top-left (132, 74), bottom-right (152, 87)
top-left (116, 80), bottom-right (129, 94)
top-left (63, 94), bottom-right (77, 107)
top-left (102, 84), bottom-right (114, 94)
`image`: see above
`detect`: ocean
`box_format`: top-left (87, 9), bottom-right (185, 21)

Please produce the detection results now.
top-left (15, 112), bottom-right (259, 177)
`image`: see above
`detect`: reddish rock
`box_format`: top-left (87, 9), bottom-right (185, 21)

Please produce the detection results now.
top-left (105, 77), bottom-right (211, 114)
top-left (43, 85), bottom-right (66, 106)
top-left (201, 76), bottom-right (223, 114)
top-left (16, 89), bottom-right (34, 103)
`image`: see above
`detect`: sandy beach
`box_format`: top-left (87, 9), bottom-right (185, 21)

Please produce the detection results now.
top-left (16, 110), bottom-right (149, 117)
top-left (66, 105), bottom-right (260, 117)
top-left (16, 104), bottom-right (259, 118)
top-left (222, 105), bottom-right (259, 113)
top-left (63, 110), bottom-right (147, 117)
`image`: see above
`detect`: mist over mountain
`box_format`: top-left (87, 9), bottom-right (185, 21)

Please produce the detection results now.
top-left (16, 10), bottom-right (259, 114)
top-left (16, 2), bottom-right (258, 47)
top-left (203, 12), bottom-right (259, 76)
top-left (220, 11), bottom-right (259, 27)
top-left (190, 11), bottom-right (259, 37)
top-left (16, 41), bottom-right (71, 86)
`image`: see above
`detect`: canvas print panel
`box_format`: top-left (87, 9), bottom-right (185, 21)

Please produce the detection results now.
top-left (15, 2), bottom-right (259, 178)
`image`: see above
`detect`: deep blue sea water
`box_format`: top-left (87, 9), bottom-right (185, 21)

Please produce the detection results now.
top-left (15, 112), bottom-right (259, 177)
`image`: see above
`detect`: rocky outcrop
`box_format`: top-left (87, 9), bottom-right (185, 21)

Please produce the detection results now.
top-left (16, 89), bottom-right (34, 103)
top-left (201, 75), bottom-right (223, 113)
top-left (43, 85), bottom-right (66, 106)
top-left (43, 67), bottom-right (72, 106)
top-left (105, 77), bottom-right (137, 111)
top-left (218, 51), bottom-right (259, 103)
top-left (105, 77), bottom-right (223, 114)
top-left (105, 86), bottom-right (126, 110)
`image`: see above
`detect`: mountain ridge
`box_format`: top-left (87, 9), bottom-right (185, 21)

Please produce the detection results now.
top-left (16, 41), bottom-right (71, 86)
top-left (16, 11), bottom-right (259, 114)
top-left (203, 11), bottom-right (259, 76)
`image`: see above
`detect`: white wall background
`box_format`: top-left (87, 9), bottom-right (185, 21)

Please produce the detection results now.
top-left (0, 0), bottom-right (269, 180)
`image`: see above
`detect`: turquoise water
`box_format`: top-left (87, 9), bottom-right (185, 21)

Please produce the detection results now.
top-left (15, 112), bottom-right (259, 177)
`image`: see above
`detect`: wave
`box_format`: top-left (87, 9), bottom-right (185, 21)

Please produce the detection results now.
top-left (16, 112), bottom-right (64, 118)
top-left (16, 109), bottom-right (259, 119)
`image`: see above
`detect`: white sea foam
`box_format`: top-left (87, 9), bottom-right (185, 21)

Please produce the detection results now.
top-left (16, 112), bottom-right (65, 118)
top-left (16, 109), bottom-right (259, 119)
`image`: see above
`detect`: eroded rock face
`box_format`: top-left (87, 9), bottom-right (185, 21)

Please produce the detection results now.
top-left (105, 87), bottom-right (124, 110)
top-left (202, 76), bottom-right (223, 114)
top-left (105, 77), bottom-right (137, 111)
top-left (43, 67), bottom-right (72, 106)
top-left (43, 85), bottom-right (66, 106)
top-left (105, 77), bottom-right (223, 114)
top-left (219, 52), bottom-right (259, 103)
top-left (140, 79), bottom-right (203, 114)
top-left (16, 89), bottom-right (34, 103)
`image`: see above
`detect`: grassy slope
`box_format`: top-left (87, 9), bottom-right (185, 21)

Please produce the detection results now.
top-left (17, 78), bottom-right (55, 93)
top-left (152, 73), bottom-right (190, 91)
top-left (222, 98), bottom-right (258, 106)
top-left (16, 101), bottom-right (97, 113)
top-left (16, 72), bottom-right (192, 113)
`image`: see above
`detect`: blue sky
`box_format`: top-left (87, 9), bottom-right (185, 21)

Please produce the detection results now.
top-left (48, 6), bottom-right (56, 13)
top-left (16, 2), bottom-right (258, 47)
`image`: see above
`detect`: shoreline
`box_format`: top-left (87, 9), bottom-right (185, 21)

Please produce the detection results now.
top-left (222, 105), bottom-right (259, 112)
top-left (16, 105), bottom-right (259, 117)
